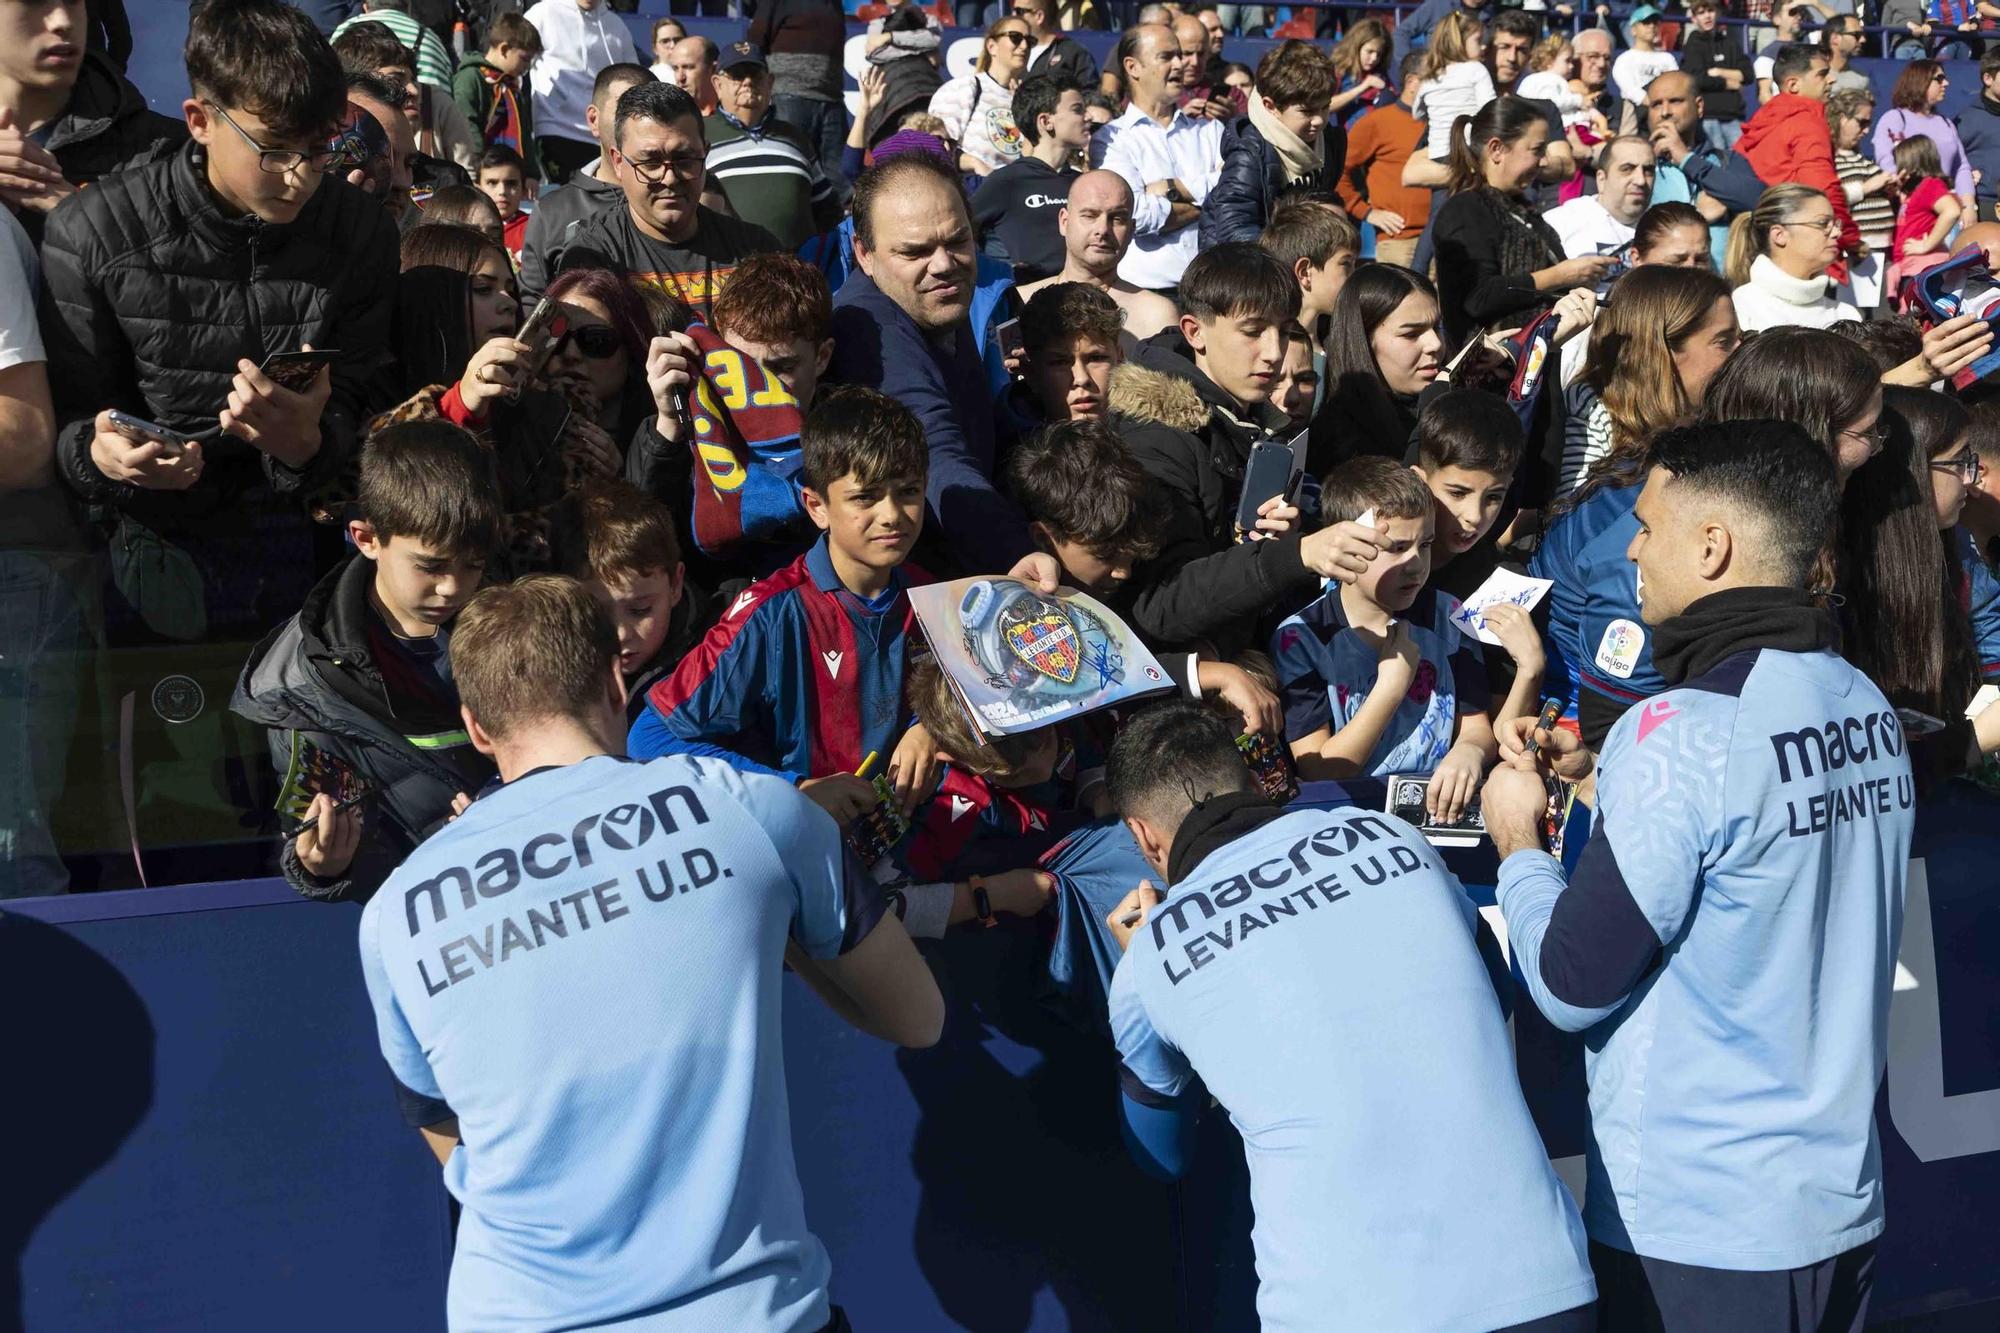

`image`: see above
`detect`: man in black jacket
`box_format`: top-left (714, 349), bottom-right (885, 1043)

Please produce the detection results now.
top-left (0, 2), bottom-right (185, 245)
top-left (519, 61), bottom-right (653, 299)
top-left (1109, 243), bottom-right (1377, 656)
top-left (40, 0), bottom-right (400, 635)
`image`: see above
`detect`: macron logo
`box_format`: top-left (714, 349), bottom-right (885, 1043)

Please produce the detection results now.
top-left (728, 590), bottom-right (757, 620)
top-left (949, 794), bottom-right (975, 821)
top-left (1636, 697), bottom-right (1680, 745)
top-left (822, 650), bottom-right (844, 681)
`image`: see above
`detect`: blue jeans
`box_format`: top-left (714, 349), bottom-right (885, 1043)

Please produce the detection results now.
top-left (775, 93), bottom-right (851, 204)
top-left (0, 544), bottom-right (94, 898)
top-left (1701, 117), bottom-right (1742, 153)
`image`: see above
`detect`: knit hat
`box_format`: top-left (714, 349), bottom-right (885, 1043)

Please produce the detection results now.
top-left (872, 128), bottom-right (954, 163)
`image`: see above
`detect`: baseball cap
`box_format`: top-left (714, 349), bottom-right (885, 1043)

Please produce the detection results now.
top-left (1629, 5), bottom-right (1662, 21)
top-left (720, 41), bottom-right (767, 73)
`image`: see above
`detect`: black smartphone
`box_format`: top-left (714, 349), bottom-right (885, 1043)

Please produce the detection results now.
top-left (259, 348), bottom-right (341, 393)
top-left (995, 317), bottom-right (1024, 363)
top-left (1236, 438), bottom-right (1298, 532)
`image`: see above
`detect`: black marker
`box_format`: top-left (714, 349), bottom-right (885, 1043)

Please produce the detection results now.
top-left (283, 787), bottom-right (373, 839)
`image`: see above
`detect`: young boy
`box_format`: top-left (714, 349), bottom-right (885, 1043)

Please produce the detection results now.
top-left (231, 420), bottom-right (502, 904)
top-left (628, 387), bottom-right (935, 824)
top-left (1271, 327), bottom-right (1318, 435)
top-left (1411, 389), bottom-right (1545, 736)
top-left (1000, 282), bottom-right (1126, 445)
top-left (476, 144), bottom-right (532, 266)
top-left (971, 73), bottom-right (1090, 284)
top-left (550, 478), bottom-right (726, 722)
top-left (1256, 199), bottom-right (1358, 352)
top-left (453, 9), bottom-right (541, 176)
top-left (1004, 417), bottom-right (1161, 599)
top-left (1271, 457), bottom-right (1493, 820)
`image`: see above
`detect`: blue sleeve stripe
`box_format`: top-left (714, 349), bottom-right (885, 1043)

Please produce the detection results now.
top-left (1538, 830), bottom-right (1665, 1010)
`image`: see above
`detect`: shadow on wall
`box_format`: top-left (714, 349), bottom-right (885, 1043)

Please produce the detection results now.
top-left (0, 911), bottom-right (154, 1333)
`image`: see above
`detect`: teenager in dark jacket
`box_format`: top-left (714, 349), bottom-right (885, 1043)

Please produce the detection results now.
top-left (232, 421), bottom-right (503, 904)
top-left (1677, 0), bottom-right (1753, 151)
top-left (1202, 41), bottom-right (1344, 249)
top-left (0, 25), bottom-right (185, 246)
top-left (1107, 244), bottom-right (1380, 656)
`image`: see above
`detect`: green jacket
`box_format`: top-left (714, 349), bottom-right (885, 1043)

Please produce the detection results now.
top-left (452, 57), bottom-right (541, 179)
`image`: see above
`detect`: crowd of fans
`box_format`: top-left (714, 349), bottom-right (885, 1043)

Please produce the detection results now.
top-left (6, 0), bottom-right (2000, 1326)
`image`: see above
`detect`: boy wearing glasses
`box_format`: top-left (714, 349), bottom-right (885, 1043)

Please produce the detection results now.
top-left (558, 80), bottom-right (779, 324)
top-left (41, 0), bottom-right (399, 587)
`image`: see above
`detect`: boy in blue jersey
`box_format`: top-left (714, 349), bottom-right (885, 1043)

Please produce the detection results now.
top-left (631, 387), bottom-right (1060, 825)
top-left (1272, 456), bottom-right (1494, 821)
top-left (359, 575), bottom-right (943, 1332)
top-left (1484, 421), bottom-right (1916, 1332)
top-left (1098, 701), bottom-right (1597, 1333)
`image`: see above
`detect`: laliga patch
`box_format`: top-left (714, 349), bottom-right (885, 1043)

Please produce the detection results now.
top-left (1594, 619), bottom-right (1645, 680)
top-left (151, 674), bottom-right (205, 725)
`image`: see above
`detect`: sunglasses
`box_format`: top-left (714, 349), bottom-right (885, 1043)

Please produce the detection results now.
top-left (554, 325), bottom-right (625, 359)
top-left (995, 30), bottom-right (1032, 44)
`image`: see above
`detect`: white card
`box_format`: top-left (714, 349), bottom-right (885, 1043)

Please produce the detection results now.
top-left (1449, 567), bottom-right (1555, 647)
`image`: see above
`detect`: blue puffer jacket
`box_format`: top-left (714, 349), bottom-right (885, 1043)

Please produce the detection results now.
top-left (1199, 115), bottom-right (1344, 249)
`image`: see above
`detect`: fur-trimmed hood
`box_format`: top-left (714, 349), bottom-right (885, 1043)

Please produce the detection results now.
top-left (1109, 360), bottom-right (1210, 432)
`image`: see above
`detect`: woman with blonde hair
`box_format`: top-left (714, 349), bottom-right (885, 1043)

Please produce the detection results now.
top-left (1557, 265), bottom-right (1738, 501)
top-left (1329, 18), bottom-right (1393, 127)
top-left (928, 13), bottom-right (1032, 175)
top-left (1727, 183), bottom-right (1862, 331)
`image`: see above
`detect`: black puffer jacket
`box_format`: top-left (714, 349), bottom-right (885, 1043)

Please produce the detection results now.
top-left (1108, 334), bottom-right (1322, 656)
top-left (1199, 114), bottom-right (1344, 249)
top-left (231, 555), bottom-right (496, 903)
top-left (40, 140), bottom-right (401, 534)
top-left (29, 50), bottom-right (186, 245)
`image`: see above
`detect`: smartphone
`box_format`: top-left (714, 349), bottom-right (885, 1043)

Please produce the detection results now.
top-left (259, 348), bottom-right (341, 393)
top-left (1236, 438), bottom-right (1298, 533)
top-left (106, 410), bottom-right (195, 456)
top-left (1384, 773), bottom-right (1486, 847)
top-left (516, 296), bottom-right (566, 370)
top-left (996, 317), bottom-right (1024, 362)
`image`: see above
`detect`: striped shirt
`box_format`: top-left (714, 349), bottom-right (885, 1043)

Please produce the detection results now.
top-left (1837, 149), bottom-right (1895, 248)
top-left (703, 111), bottom-right (838, 250)
top-left (329, 10), bottom-right (456, 94)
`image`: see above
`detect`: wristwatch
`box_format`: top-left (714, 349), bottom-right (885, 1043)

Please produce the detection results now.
top-left (969, 875), bottom-right (998, 928)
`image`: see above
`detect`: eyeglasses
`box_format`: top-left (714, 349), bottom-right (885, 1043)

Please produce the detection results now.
top-left (1842, 423), bottom-right (1889, 452)
top-left (207, 101), bottom-right (339, 175)
top-left (1784, 213), bottom-right (1842, 235)
top-left (1933, 452), bottom-right (1985, 482)
top-left (994, 30), bottom-right (1032, 44)
top-left (554, 325), bottom-right (625, 360)
top-left (622, 152), bottom-right (706, 183)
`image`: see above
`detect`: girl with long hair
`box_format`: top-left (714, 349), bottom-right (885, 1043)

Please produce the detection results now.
top-left (1725, 184), bottom-right (1862, 332)
top-left (1329, 19), bottom-right (1393, 127)
top-left (1411, 12), bottom-right (1494, 162)
top-left (1309, 264), bottom-right (1444, 468)
top-left (1701, 326), bottom-right (1884, 478)
top-left (1533, 267), bottom-right (1738, 745)
top-left (1429, 95), bottom-right (1612, 347)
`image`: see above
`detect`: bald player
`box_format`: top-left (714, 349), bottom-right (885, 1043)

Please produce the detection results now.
top-left (1020, 169), bottom-right (1180, 341)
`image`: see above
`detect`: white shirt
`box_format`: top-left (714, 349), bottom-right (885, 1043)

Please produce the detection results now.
top-left (1732, 255), bottom-right (1862, 333)
top-left (1545, 194), bottom-right (1637, 261)
top-left (1611, 49), bottom-right (1677, 105)
top-left (1090, 104), bottom-right (1223, 290)
top-left (0, 208), bottom-right (42, 371)
top-left (525, 0), bottom-right (643, 142)
top-left (1412, 61), bottom-right (1496, 161)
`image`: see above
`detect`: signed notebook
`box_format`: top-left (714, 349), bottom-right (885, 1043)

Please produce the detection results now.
top-left (906, 578), bottom-right (1175, 737)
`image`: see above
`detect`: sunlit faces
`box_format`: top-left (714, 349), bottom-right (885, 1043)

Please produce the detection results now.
top-left (1930, 434), bottom-right (1977, 529)
top-left (987, 19), bottom-right (1034, 84)
top-left (714, 62), bottom-right (772, 125)
top-left (1637, 222), bottom-right (1713, 270)
top-left (1267, 97), bottom-right (1327, 147)
top-left (1355, 511), bottom-right (1433, 613)
top-left (1417, 464), bottom-right (1511, 556)
top-left (1181, 309), bottom-right (1287, 407)
top-left (586, 565), bottom-right (686, 676)
top-left (1125, 25), bottom-right (1185, 103)
top-left (1626, 466), bottom-right (1698, 625)
top-left (1034, 524), bottom-right (1135, 597)
top-left (667, 38), bottom-right (716, 101)
top-left (612, 112), bottom-right (706, 243)
top-left (547, 293), bottom-right (631, 412)
top-left (1371, 291), bottom-right (1444, 396)
top-left (352, 525), bottom-right (487, 635)
top-left (1491, 30), bottom-right (1531, 86)
top-left (478, 162), bottom-right (525, 220)
top-left (185, 98), bottom-right (332, 225)
top-left (1484, 119), bottom-right (1550, 193)
top-left (468, 250), bottom-right (520, 344)
top-left (0, 0), bottom-right (83, 96)
top-left (1669, 295), bottom-right (1739, 400)
top-left (1596, 139), bottom-right (1656, 226)
top-left (1022, 331), bottom-right (1119, 421)
top-left (720, 330), bottom-right (833, 412)
top-left (854, 172), bottom-right (977, 332)
top-left (1061, 171), bottom-right (1136, 274)
top-left (1271, 333), bottom-right (1318, 430)
top-left (1772, 199), bottom-right (1841, 278)
top-left (802, 470), bottom-right (927, 582)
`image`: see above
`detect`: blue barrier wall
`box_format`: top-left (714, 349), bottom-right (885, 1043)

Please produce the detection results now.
top-left (8, 780), bottom-right (2000, 1330)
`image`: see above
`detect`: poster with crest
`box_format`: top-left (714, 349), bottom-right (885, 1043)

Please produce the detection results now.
top-left (907, 578), bottom-right (1174, 737)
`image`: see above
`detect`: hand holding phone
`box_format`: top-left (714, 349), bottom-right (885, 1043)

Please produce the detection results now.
top-left (514, 297), bottom-right (568, 393)
top-left (222, 343), bottom-right (335, 467)
top-left (94, 409), bottom-right (206, 490)
top-left (1235, 438), bottom-right (1298, 535)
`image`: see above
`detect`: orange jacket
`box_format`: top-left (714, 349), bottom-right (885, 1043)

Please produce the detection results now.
top-left (1738, 92), bottom-right (1860, 272)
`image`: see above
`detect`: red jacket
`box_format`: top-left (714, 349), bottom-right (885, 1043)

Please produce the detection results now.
top-left (1738, 92), bottom-right (1860, 275)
